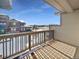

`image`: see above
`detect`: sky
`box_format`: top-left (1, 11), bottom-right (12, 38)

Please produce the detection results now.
top-left (0, 0), bottom-right (60, 25)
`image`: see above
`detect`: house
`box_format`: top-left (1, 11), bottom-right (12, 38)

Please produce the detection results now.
top-left (0, 15), bottom-right (26, 33)
top-left (0, 15), bottom-right (9, 34)
top-left (8, 19), bottom-right (26, 33)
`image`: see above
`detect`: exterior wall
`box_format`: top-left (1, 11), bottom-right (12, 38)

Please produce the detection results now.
top-left (0, 15), bottom-right (9, 20)
top-left (0, 15), bottom-right (9, 28)
top-left (8, 19), bottom-right (25, 27)
top-left (0, 15), bottom-right (9, 34)
top-left (8, 21), bottom-right (26, 32)
top-left (53, 12), bottom-right (79, 59)
top-left (54, 12), bottom-right (79, 47)
top-left (9, 21), bottom-right (21, 27)
top-left (0, 15), bottom-right (26, 33)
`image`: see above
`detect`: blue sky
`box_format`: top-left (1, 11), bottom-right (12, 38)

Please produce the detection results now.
top-left (0, 0), bottom-right (60, 25)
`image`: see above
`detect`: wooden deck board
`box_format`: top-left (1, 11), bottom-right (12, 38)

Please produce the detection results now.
top-left (24, 40), bottom-right (76, 59)
top-left (26, 46), bottom-right (69, 59)
top-left (46, 40), bottom-right (76, 58)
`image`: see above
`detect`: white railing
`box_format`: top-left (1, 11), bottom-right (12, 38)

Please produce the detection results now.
top-left (0, 30), bottom-right (54, 59)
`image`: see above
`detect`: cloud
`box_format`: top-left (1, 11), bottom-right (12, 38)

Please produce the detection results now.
top-left (11, 8), bottom-right (43, 18)
top-left (9, 3), bottom-right (52, 20)
top-left (10, 4), bottom-right (51, 18)
top-left (15, 4), bottom-right (51, 16)
top-left (41, 3), bottom-right (51, 9)
top-left (18, 20), bottom-right (25, 22)
top-left (18, 8), bottom-right (43, 14)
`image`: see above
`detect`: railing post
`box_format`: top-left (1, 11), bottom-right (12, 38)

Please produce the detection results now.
top-left (52, 30), bottom-right (54, 39)
top-left (49, 30), bottom-right (51, 40)
top-left (28, 34), bottom-right (31, 51)
top-left (3, 39), bottom-right (5, 59)
top-left (44, 32), bottom-right (46, 43)
top-left (49, 30), bottom-right (54, 40)
top-left (0, 55), bottom-right (2, 59)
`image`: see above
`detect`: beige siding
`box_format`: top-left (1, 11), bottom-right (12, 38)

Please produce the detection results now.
top-left (53, 12), bottom-right (79, 59)
top-left (54, 12), bottom-right (79, 47)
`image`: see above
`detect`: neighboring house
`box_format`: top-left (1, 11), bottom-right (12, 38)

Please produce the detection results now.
top-left (0, 24), bottom-right (6, 34)
top-left (0, 15), bottom-right (9, 26)
top-left (0, 15), bottom-right (26, 33)
top-left (8, 19), bottom-right (26, 33)
top-left (0, 0), bottom-right (12, 34)
top-left (0, 15), bottom-right (9, 34)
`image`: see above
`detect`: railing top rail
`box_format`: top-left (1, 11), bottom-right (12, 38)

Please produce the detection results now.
top-left (0, 30), bottom-right (54, 40)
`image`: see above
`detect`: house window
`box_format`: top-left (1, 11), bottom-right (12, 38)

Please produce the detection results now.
top-left (13, 22), bottom-right (16, 25)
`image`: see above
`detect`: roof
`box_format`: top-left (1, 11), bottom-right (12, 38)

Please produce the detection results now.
top-left (0, 0), bottom-right (12, 10)
top-left (45, 0), bottom-right (79, 13)
top-left (10, 19), bottom-right (26, 24)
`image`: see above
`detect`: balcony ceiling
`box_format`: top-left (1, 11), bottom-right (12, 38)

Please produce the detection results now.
top-left (45, 0), bottom-right (79, 12)
top-left (68, 0), bottom-right (79, 10)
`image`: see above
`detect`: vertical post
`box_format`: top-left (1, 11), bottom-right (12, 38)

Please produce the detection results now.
top-left (9, 38), bottom-right (11, 56)
top-left (12, 38), bottom-right (13, 55)
top-left (49, 30), bottom-right (51, 40)
top-left (5, 39), bottom-right (7, 58)
top-left (41, 32), bottom-right (43, 43)
top-left (35, 33), bottom-right (37, 46)
top-left (39, 33), bottom-right (41, 44)
top-left (3, 39), bottom-right (5, 59)
top-left (44, 32), bottom-right (46, 43)
top-left (0, 55), bottom-right (2, 59)
top-left (28, 34), bottom-right (31, 51)
top-left (52, 30), bottom-right (54, 39)
top-left (49, 25), bottom-right (51, 40)
top-left (49, 30), bottom-right (54, 40)
top-left (38, 33), bottom-right (40, 44)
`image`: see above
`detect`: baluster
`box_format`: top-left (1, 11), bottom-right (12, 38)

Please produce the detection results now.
top-left (12, 37), bottom-right (14, 55)
top-left (28, 34), bottom-right (31, 51)
top-left (6, 38), bottom-right (8, 58)
top-left (9, 38), bottom-right (11, 56)
top-left (3, 39), bottom-right (5, 58)
top-left (44, 32), bottom-right (46, 43)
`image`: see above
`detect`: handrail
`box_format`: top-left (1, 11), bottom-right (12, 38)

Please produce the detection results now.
top-left (0, 30), bottom-right (53, 40)
top-left (0, 30), bottom-right (54, 59)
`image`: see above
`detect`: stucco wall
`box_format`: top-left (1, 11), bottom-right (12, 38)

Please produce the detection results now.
top-left (54, 12), bottom-right (79, 47)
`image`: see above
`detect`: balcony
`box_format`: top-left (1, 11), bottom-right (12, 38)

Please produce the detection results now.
top-left (0, 30), bottom-right (76, 59)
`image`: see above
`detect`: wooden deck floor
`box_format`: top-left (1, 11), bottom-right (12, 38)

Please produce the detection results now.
top-left (23, 40), bottom-right (76, 59)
